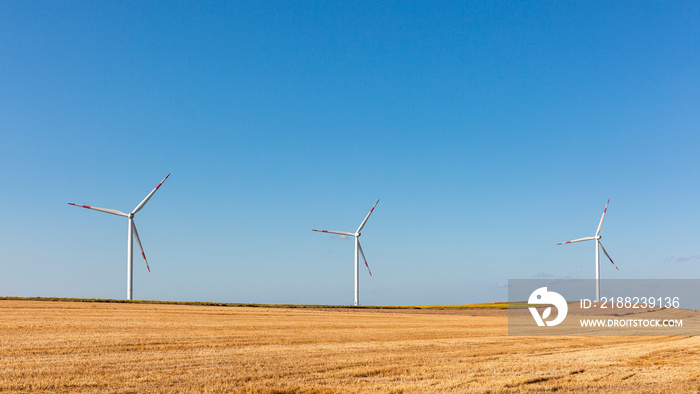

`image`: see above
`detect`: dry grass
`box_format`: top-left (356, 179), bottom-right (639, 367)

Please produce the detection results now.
top-left (1, 300), bottom-right (698, 393)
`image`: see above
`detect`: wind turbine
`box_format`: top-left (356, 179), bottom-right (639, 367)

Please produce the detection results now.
top-left (68, 174), bottom-right (170, 300)
top-left (557, 199), bottom-right (619, 302)
top-left (313, 199), bottom-right (379, 306)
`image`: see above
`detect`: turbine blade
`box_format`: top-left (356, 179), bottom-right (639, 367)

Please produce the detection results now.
top-left (67, 203), bottom-right (129, 217)
top-left (132, 173), bottom-right (170, 215)
top-left (131, 221), bottom-right (150, 272)
top-left (312, 229), bottom-right (355, 237)
top-left (598, 241), bottom-right (619, 271)
top-left (595, 199), bottom-right (610, 236)
top-left (356, 199), bottom-right (380, 234)
top-left (357, 240), bottom-right (372, 276)
top-left (557, 236), bottom-right (596, 245)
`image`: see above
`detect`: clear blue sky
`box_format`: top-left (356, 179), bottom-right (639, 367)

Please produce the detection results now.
top-left (1, 1), bottom-right (699, 304)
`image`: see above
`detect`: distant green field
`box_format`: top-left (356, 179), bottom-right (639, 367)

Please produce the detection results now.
top-left (396, 302), bottom-right (511, 309)
top-left (0, 296), bottom-right (517, 309)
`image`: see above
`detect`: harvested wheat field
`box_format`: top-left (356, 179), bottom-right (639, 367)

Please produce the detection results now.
top-left (1, 300), bottom-right (698, 393)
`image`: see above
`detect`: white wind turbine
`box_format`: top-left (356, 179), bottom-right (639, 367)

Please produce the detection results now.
top-left (557, 199), bottom-right (619, 302)
top-left (68, 174), bottom-right (170, 300)
top-left (313, 199), bottom-right (379, 306)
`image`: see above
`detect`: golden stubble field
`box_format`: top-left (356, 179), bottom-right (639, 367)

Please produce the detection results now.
top-left (1, 300), bottom-right (698, 393)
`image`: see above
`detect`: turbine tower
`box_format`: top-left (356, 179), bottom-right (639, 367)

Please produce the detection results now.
top-left (68, 173), bottom-right (170, 300)
top-left (557, 199), bottom-right (619, 302)
top-left (313, 199), bottom-right (379, 306)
